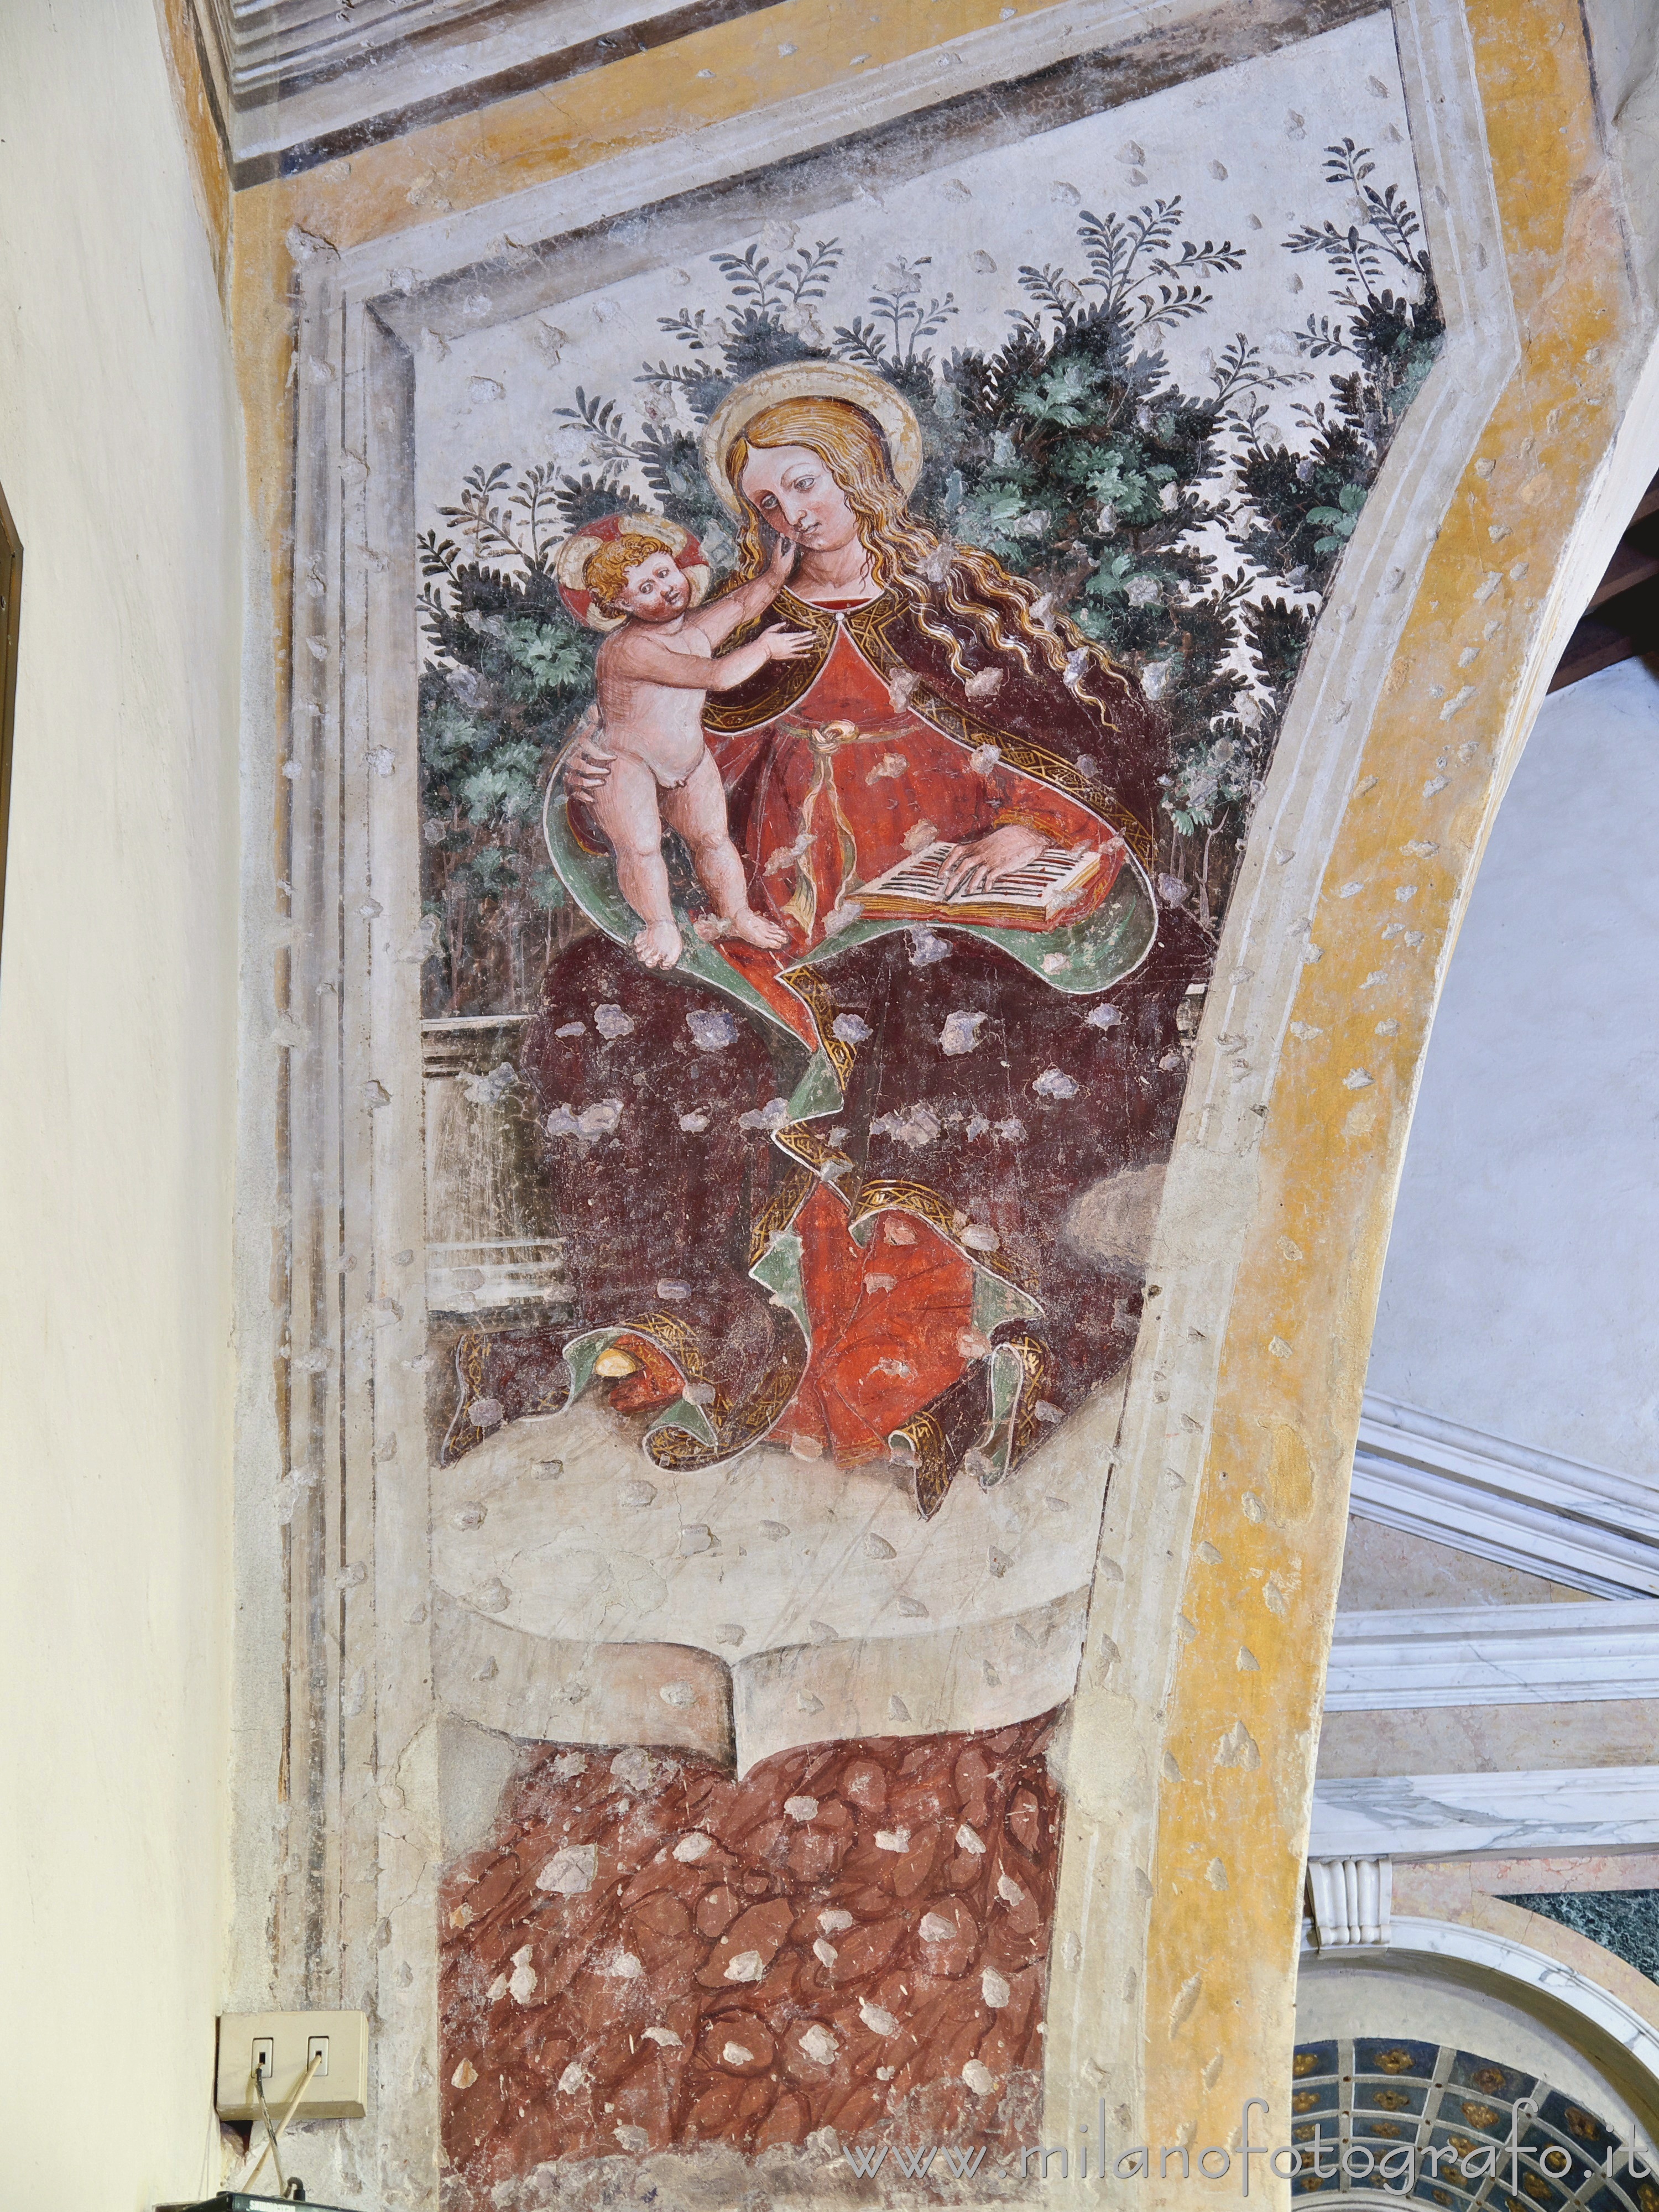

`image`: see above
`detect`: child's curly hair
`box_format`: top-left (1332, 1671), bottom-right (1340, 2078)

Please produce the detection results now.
top-left (583, 530), bottom-right (680, 615)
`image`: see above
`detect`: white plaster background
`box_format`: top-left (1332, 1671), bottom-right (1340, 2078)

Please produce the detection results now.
top-left (413, 8), bottom-right (1418, 575)
top-left (1366, 655), bottom-right (1659, 1477)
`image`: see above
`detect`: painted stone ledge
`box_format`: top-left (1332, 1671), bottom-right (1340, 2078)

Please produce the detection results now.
top-left (429, 1399), bottom-right (1111, 1768)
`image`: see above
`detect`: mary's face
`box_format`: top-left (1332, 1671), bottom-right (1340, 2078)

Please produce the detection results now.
top-left (739, 444), bottom-right (860, 555)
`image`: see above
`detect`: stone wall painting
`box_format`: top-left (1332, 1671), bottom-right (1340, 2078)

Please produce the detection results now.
top-left (411, 13), bottom-right (1442, 2193)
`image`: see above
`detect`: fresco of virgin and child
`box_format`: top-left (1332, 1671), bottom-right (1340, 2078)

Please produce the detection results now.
top-left (450, 360), bottom-right (1207, 1516)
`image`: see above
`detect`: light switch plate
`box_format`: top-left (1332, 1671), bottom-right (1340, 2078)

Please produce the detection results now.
top-left (215, 2011), bottom-right (368, 2121)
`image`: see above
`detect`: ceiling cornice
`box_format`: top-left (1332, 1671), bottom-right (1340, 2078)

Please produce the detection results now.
top-left (1350, 1392), bottom-right (1659, 1600)
top-left (1327, 1598), bottom-right (1659, 1710)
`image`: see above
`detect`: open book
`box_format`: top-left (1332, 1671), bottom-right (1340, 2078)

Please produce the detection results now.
top-left (854, 839), bottom-right (1105, 929)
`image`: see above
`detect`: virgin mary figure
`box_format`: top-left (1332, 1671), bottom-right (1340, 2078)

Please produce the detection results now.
top-left (455, 362), bottom-right (1208, 1515)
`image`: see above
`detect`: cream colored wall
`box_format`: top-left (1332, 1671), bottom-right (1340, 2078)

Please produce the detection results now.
top-left (0, 6), bottom-right (242, 2209)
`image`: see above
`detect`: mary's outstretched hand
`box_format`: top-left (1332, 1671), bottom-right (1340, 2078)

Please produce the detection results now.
top-left (560, 705), bottom-right (615, 801)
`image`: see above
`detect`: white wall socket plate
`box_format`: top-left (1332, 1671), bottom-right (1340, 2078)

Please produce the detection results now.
top-left (215, 2011), bottom-right (369, 2121)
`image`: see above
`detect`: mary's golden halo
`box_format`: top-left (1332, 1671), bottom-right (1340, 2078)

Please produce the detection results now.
top-left (701, 362), bottom-right (925, 515)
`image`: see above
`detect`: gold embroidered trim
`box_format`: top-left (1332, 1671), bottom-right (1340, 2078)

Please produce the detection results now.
top-left (843, 594), bottom-right (904, 664)
top-left (1002, 1328), bottom-right (1053, 1464)
top-left (772, 1123), bottom-right (857, 1189)
top-left (609, 1310), bottom-right (709, 1383)
top-left (851, 1177), bottom-right (1037, 1293)
top-left (928, 692), bottom-right (1152, 871)
top-left (701, 591), bottom-right (838, 732)
top-left (442, 1331), bottom-right (496, 1460)
top-left (748, 1164), bottom-right (816, 1265)
top-left (646, 1347), bottom-right (805, 1470)
top-left (781, 964), bottom-right (858, 1087)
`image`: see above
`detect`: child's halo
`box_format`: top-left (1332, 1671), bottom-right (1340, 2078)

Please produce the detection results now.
top-left (554, 513), bottom-right (712, 635)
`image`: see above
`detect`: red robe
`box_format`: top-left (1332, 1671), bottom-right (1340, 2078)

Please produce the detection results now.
top-left (484, 585), bottom-right (1209, 1513)
top-left (698, 602), bottom-right (1130, 1469)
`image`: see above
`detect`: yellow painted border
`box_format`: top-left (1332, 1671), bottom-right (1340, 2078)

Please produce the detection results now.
top-left (153, 0), bottom-right (231, 293)
top-left (247, 0), bottom-right (1044, 254)
top-left (1139, 0), bottom-right (1636, 2181)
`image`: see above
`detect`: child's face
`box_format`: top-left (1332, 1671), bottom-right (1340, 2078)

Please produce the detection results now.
top-left (617, 550), bottom-right (688, 620)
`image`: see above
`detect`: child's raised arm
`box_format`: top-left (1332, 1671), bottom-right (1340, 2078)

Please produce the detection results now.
top-left (687, 533), bottom-right (798, 648)
top-left (611, 622), bottom-right (817, 691)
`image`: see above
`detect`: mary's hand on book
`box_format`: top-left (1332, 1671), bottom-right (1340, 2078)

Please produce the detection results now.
top-left (936, 822), bottom-right (1049, 899)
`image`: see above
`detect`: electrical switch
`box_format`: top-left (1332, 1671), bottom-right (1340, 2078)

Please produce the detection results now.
top-left (215, 2012), bottom-right (368, 2121)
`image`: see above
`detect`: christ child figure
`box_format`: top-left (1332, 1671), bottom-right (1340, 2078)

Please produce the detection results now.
top-left (559, 518), bottom-right (812, 968)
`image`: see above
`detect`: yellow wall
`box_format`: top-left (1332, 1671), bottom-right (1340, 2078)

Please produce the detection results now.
top-left (0, 4), bottom-right (242, 2206)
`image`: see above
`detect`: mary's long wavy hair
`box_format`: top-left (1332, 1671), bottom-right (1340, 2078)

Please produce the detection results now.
top-left (725, 395), bottom-right (1125, 717)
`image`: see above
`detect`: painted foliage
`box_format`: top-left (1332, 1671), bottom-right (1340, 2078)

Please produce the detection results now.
top-left (419, 81), bottom-right (1438, 1512)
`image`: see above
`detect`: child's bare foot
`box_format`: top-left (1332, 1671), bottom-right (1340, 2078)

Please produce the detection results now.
top-left (726, 907), bottom-right (789, 950)
top-left (634, 919), bottom-right (684, 968)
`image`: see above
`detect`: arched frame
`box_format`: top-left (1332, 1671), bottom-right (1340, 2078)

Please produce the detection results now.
top-left (224, 0), bottom-right (1658, 2197)
top-left (1296, 1912), bottom-right (1659, 2209)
